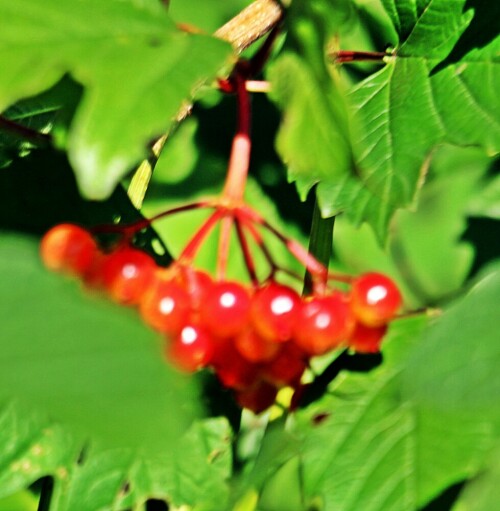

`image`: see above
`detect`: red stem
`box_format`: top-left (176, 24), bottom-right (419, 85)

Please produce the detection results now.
top-left (216, 214), bottom-right (233, 280)
top-left (90, 201), bottom-right (211, 235)
top-left (221, 72), bottom-right (252, 202)
top-left (333, 50), bottom-right (388, 64)
top-left (239, 205), bottom-right (328, 281)
top-left (179, 210), bottom-right (224, 263)
top-left (234, 217), bottom-right (259, 286)
top-left (0, 115), bottom-right (52, 146)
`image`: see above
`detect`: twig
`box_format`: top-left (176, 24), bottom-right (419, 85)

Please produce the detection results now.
top-left (0, 115), bottom-right (52, 146)
top-left (215, 0), bottom-right (283, 53)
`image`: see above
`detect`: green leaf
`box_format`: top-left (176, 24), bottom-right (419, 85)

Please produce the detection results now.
top-left (0, 0), bottom-right (233, 199)
top-left (53, 418), bottom-right (232, 511)
top-left (267, 0), bottom-right (354, 197)
top-left (402, 263), bottom-right (500, 422)
top-left (452, 443), bottom-right (500, 511)
top-left (284, 317), bottom-right (492, 510)
top-left (0, 233), bottom-right (202, 451)
top-left (0, 401), bottom-right (77, 499)
top-left (337, 0), bottom-right (500, 239)
top-left (168, 0), bottom-right (252, 34)
top-left (153, 117), bottom-right (199, 184)
top-left (467, 173), bottom-right (500, 220)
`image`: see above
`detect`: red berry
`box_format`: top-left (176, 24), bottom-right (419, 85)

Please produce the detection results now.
top-left (179, 268), bottom-right (212, 310)
top-left (293, 294), bottom-right (354, 356)
top-left (250, 282), bottom-right (301, 342)
top-left (234, 328), bottom-right (281, 363)
top-left (40, 223), bottom-right (97, 276)
top-left (140, 273), bottom-right (192, 336)
top-left (166, 324), bottom-right (214, 372)
top-left (349, 322), bottom-right (387, 354)
top-left (212, 340), bottom-right (260, 390)
top-left (234, 380), bottom-right (278, 414)
top-left (350, 272), bottom-right (402, 326)
top-left (199, 280), bottom-right (251, 338)
top-left (101, 247), bottom-right (155, 305)
top-left (261, 344), bottom-right (307, 387)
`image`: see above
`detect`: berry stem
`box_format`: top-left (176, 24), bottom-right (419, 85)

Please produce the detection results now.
top-left (216, 214), bottom-right (234, 280)
top-left (234, 217), bottom-right (259, 285)
top-left (179, 210), bottom-right (224, 263)
top-left (239, 205), bottom-right (328, 283)
top-left (221, 72), bottom-right (251, 202)
top-left (90, 200), bottom-right (211, 235)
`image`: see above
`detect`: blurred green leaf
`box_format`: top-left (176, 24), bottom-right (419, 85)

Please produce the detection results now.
top-left (452, 443), bottom-right (500, 511)
top-left (267, 0), bottom-right (354, 198)
top-left (168, 0), bottom-right (251, 33)
top-left (153, 117), bottom-right (199, 184)
top-left (402, 262), bottom-right (500, 422)
top-left (0, 0), bottom-right (233, 199)
top-left (0, 234), bottom-right (201, 450)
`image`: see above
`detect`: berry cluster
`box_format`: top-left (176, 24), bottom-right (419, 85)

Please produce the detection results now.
top-left (40, 223), bottom-right (402, 414)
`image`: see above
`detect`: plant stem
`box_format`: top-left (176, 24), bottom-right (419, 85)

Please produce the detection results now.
top-left (215, 0), bottom-right (283, 53)
top-left (0, 115), bottom-right (52, 146)
top-left (235, 217), bottom-right (259, 285)
top-left (216, 214), bottom-right (233, 280)
top-left (179, 210), bottom-right (224, 263)
top-left (37, 477), bottom-right (54, 511)
top-left (332, 50), bottom-right (388, 64)
top-left (239, 205), bottom-right (328, 282)
top-left (303, 200), bottom-right (334, 294)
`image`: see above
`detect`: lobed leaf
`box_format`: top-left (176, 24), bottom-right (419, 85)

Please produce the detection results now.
top-left (0, 0), bottom-right (233, 199)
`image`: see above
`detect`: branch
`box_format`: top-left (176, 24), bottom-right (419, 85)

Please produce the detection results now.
top-left (215, 0), bottom-right (283, 53)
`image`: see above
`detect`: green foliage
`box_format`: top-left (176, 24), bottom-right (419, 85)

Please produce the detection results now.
top-left (0, 0), bottom-right (232, 199)
top-left (0, 0), bottom-right (499, 509)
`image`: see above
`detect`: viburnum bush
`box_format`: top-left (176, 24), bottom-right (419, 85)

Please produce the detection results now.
top-left (0, 0), bottom-right (499, 510)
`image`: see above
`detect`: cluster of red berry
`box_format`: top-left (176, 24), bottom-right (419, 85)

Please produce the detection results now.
top-left (40, 223), bottom-right (402, 414)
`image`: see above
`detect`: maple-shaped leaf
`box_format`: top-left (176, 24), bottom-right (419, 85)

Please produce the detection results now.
top-left (271, 0), bottom-right (500, 241)
top-left (0, 0), bottom-right (233, 199)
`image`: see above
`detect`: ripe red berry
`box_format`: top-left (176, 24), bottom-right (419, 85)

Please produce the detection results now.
top-left (261, 344), bottom-right (307, 387)
top-left (350, 272), bottom-right (402, 326)
top-left (166, 324), bottom-right (214, 372)
top-left (40, 223), bottom-right (97, 277)
top-left (293, 293), bottom-right (354, 356)
top-left (212, 340), bottom-right (260, 390)
top-left (234, 328), bottom-right (281, 363)
top-left (140, 273), bottom-right (192, 336)
top-left (349, 322), bottom-right (387, 354)
top-left (250, 282), bottom-right (301, 342)
top-left (234, 380), bottom-right (278, 414)
top-left (101, 247), bottom-right (155, 305)
top-left (199, 280), bottom-right (251, 338)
